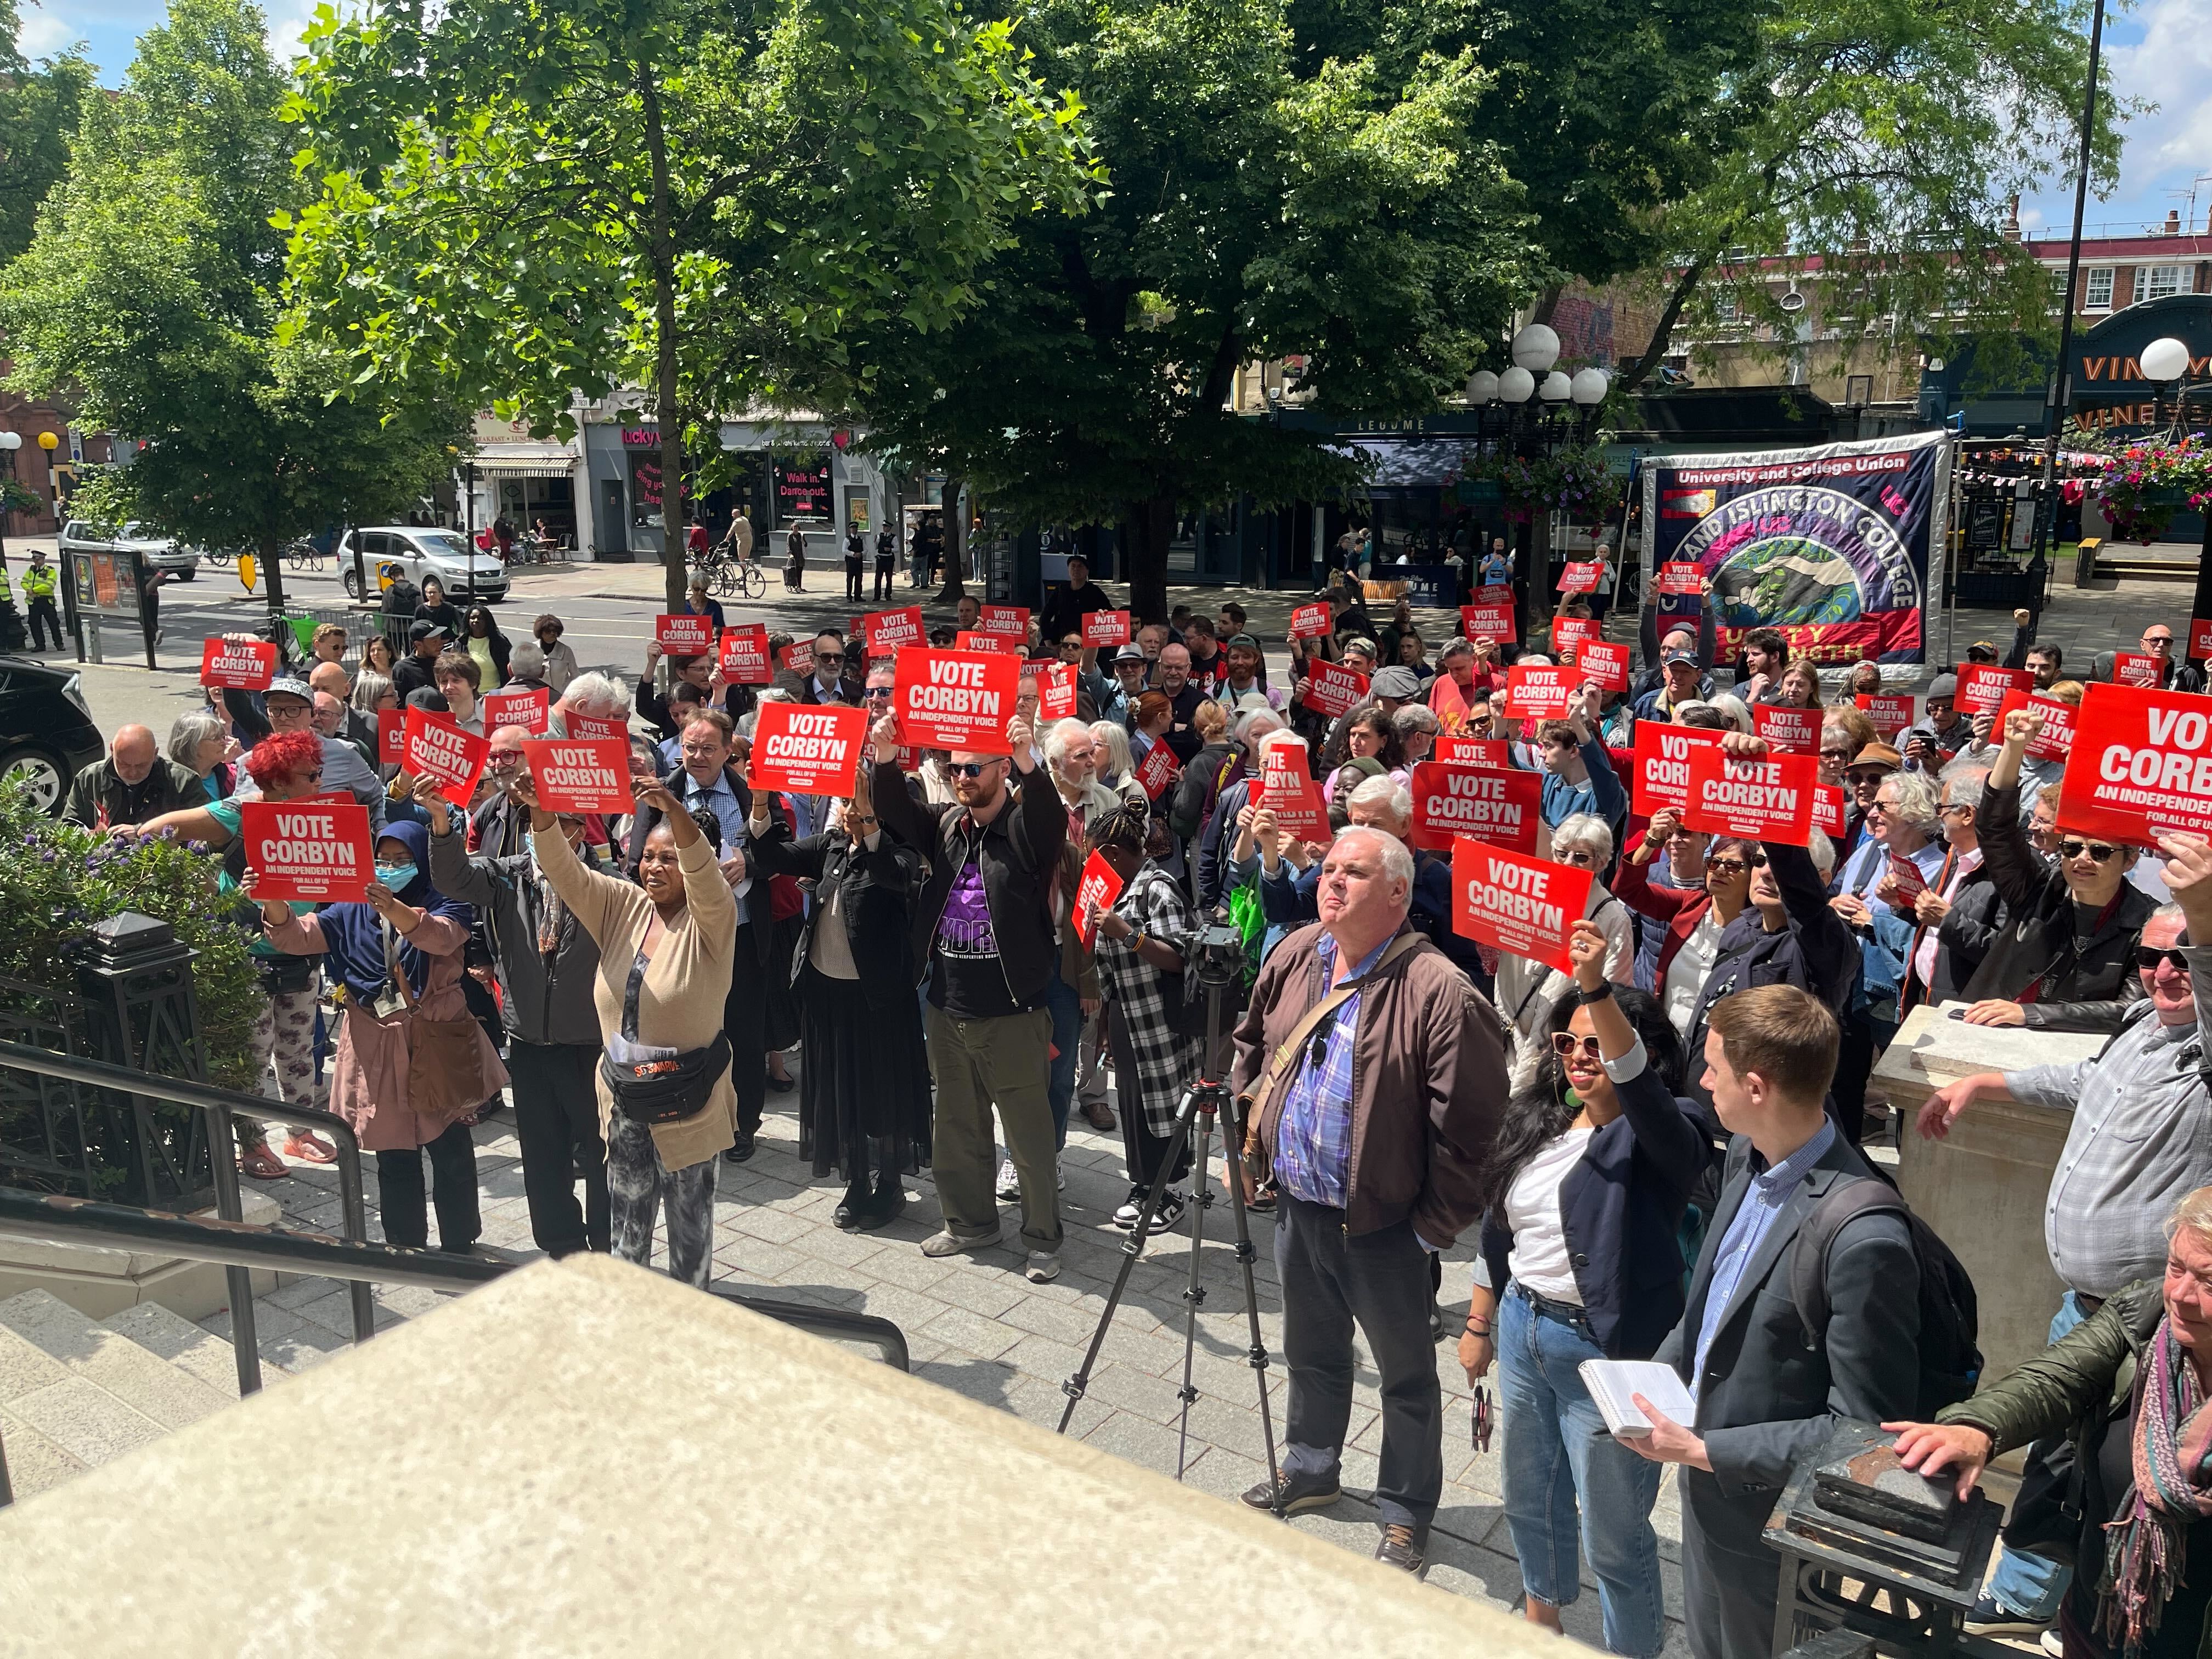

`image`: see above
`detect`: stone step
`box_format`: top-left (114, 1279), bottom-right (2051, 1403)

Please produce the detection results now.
top-left (0, 1288), bottom-right (236, 1502)
top-left (100, 1301), bottom-right (268, 1402)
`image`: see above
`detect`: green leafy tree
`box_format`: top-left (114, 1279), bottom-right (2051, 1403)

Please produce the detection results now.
top-left (827, 0), bottom-right (1557, 620)
top-left (0, 0), bottom-right (93, 264)
top-left (0, 0), bottom-right (463, 613)
top-left (281, 0), bottom-right (1099, 609)
top-left (1612, 0), bottom-right (2131, 394)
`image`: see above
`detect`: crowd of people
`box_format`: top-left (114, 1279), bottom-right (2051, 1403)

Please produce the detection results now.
top-left (54, 557), bottom-right (2212, 1657)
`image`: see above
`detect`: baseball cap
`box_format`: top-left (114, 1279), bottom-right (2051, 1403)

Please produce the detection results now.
top-left (1372, 667), bottom-right (1423, 699)
top-left (405, 687), bottom-right (450, 714)
top-left (1965, 640), bottom-right (1999, 663)
top-left (409, 618), bottom-right (449, 646)
top-left (1926, 673), bottom-right (1959, 699)
top-left (265, 676), bottom-right (313, 703)
top-left (1342, 637), bottom-right (1380, 659)
top-left (1114, 643), bottom-right (1146, 663)
top-left (1227, 634), bottom-right (1261, 652)
top-left (1663, 647), bottom-right (1699, 667)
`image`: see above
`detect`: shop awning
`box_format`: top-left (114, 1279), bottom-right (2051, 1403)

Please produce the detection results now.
top-left (470, 448), bottom-right (579, 479)
top-left (1337, 437), bottom-right (1467, 491)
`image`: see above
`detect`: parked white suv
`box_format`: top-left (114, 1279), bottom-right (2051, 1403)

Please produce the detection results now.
top-left (58, 520), bottom-right (204, 580)
top-left (337, 526), bottom-right (510, 603)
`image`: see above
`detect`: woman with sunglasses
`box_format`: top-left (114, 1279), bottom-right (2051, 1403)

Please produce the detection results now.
top-left (1615, 808), bottom-right (1759, 1042)
top-left (1949, 703), bottom-right (2158, 1034)
top-left (746, 769), bottom-right (932, 1229)
top-left (1496, 816), bottom-right (1635, 1091)
top-left (1464, 918), bottom-right (1705, 1659)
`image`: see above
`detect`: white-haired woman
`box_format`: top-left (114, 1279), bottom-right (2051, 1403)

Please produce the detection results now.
top-left (1090, 719), bottom-right (1148, 809)
top-left (168, 709), bottom-right (238, 802)
top-left (1493, 814), bottom-right (1636, 1092)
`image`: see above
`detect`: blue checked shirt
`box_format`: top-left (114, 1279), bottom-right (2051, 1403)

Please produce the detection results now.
top-left (1272, 932), bottom-right (1391, 1210)
top-left (1691, 1118), bottom-right (1835, 1401)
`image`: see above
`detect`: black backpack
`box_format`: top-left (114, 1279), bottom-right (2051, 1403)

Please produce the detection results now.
top-left (1789, 1176), bottom-right (1983, 1418)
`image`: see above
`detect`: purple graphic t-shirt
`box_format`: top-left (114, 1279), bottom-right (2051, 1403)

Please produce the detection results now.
top-left (930, 857), bottom-right (1020, 1018)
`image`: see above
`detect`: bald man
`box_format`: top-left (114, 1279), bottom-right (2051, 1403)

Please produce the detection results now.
top-left (64, 723), bottom-right (208, 831)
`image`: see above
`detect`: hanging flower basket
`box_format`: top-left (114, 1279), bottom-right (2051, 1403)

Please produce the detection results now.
top-left (1465, 446), bottom-right (1623, 524)
top-left (2094, 437), bottom-right (2212, 545)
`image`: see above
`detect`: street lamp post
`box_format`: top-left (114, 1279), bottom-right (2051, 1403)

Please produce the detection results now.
top-left (0, 431), bottom-right (20, 573)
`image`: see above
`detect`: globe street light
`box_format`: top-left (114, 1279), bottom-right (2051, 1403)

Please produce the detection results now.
top-left (1498, 366), bottom-right (1536, 404)
top-left (1571, 368), bottom-right (1611, 405)
top-left (1510, 324), bottom-right (1560, 372)
top-left (1466, 369), bottom-right (1500, 404)
top-left (1539, 370), bottom-right (1573, 402)
top-left (2142, 336), bottom-right (2191, 382)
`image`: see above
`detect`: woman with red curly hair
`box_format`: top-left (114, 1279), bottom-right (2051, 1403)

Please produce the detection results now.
top-left (133, 731), bottom-right (341, 1178)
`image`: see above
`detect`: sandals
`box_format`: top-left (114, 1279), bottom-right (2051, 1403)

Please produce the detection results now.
top-left (239, 1143), bottom-right (287, 1180)
top-left (281, 1131), bottom-right (338, 1166)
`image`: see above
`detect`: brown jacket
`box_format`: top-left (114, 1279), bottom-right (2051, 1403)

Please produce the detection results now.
top-left (1231, 920), bottom-right (1506, 1245)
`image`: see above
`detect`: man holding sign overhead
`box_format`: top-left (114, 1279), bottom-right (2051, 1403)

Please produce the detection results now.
top-left (1228, 825), bottom-right (1507, 1578)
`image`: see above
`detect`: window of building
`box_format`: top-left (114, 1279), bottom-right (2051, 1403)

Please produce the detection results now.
top-left (2084, 267), bottom-right (2113, 309)
top-left (1713, 292), bottom-right (1739, 323)
top-left (2135, 265), bottom-right (2193, 303)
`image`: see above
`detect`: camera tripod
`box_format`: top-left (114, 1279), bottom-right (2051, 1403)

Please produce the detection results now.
top-left (1055, 961), bottom-right (1284, 1513)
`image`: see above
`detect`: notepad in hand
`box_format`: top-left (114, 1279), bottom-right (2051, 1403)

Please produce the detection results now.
top-left (1578, 1359), bottom-right (1697, 1440)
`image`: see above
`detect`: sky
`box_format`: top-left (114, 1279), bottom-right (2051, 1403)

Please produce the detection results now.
top-left (22, 0), bottom-right (2212, 242)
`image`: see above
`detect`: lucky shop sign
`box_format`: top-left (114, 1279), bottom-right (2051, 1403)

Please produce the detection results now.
top-left (2058, 684), bottom-right (2212, 845)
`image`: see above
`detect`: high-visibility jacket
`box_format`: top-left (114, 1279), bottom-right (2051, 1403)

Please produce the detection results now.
top-left (21, 562), bottom-right (55, 600)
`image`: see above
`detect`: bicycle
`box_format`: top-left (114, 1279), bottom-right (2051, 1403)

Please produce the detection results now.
top-left (284, 538), bottom-right (326, 574)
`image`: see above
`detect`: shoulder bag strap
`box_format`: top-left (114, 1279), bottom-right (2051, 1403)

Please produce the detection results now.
top-left (382, 917), bottom-right (417, 1012)
top-left (1246, 933), bottom-right (1424, 1113)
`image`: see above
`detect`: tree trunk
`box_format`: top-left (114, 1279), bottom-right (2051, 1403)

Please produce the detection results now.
top-left (638, 63), bottom-right (689, 613)
top-left (936, 476), bottom-right (966, 601)
top-left (259, 528), bottom-right (288, 632)
top-left (1615, 255), bottom-right (1712, 399)
top-left (1121, 493), bottom-right (1175, 623)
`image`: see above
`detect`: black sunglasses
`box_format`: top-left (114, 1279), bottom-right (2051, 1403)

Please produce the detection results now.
top-left (948, 760), bottom-right (1000, 779)
top-left (2058, 838), bottom-right (2121, 863)
top-left (814, 651), bottom-right (845, 665)
top-left (2138, 945), bottom-right (2191, 972)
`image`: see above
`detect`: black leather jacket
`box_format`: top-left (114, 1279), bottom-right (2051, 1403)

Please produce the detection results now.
top-left (1960, 779), bottom-right (2153, 1032)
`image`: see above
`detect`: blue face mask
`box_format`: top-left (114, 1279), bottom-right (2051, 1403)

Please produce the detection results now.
top-left (375, 862), bottom-right (418, 891)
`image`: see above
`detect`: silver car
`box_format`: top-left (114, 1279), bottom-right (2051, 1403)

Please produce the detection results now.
top-left (58, 520), bottom-right (204, 580)
top-left (337, 525), bottom-right (510, 603)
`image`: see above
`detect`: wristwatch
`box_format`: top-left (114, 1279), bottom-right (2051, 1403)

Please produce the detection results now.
top-left (1574, 983), bottom-right (1616, 1006)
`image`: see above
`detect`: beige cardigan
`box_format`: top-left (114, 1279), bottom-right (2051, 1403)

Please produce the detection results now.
top-left (532, 822), bottom-right (737, 1171)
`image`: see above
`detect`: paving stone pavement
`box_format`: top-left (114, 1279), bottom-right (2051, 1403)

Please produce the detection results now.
top-left (217, 1089), bottom-right (1688, 1653)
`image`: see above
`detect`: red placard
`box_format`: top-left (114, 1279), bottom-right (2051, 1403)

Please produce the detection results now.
top-left (863, 607), bottom-right (926, 655)
top-left (1631, 723), bottom-right (1726, 815)
top-left (1812, 783), bottom-right (1846, 837)
top-left (1407, 762), bottom-right (1540, 854)
top-left (780, 641), bottom-right (816, 677)
top-left (979, 604), bottom-right (1029, 641)
top-left (1300, 659), bottom-right (1370, 720)
top-left (1657, 562), bottom-right (1703, 597)
top-left (1133, 741), bottom-right (1180, 800)
top-left (1459, 603), bottom-right (1517, 645)
top-left (1884, 853), bottom-right (1931, 904)
top-left (654, 614), bottom-right (715, 656)
top-left (239, 799), bottom-right (373, 902)
top-left (2192, 619), bottom-right (2212, 662)
top-left (1258, 743), bottom-right (1329, 841)
top-left (719, 625), bottom-right (772, 685)
top-left (1577, 641), bottom-right (1630, 695)
top-left (1434, 735), bottom-right (1509, 769)
top-left (1556, 562), bottom-right (1601, 594)
top-left (2056, 682), bottom-right (2212, 847)
top-left (1994, 689), bottom-right (2079, 761)
top-left (1957, 663), bottom-right (2033, 716)
top-left (895, 648), bottom-right (1020, 754)
top-left (566, 712), bottom-right (627, 742)
top-left (956, 631), bottom-right (1013, 654)
top-left (1034, 661), bottom-right (1078, 720)
top-left (1857, 694), bottom-right (1913, 739)
top-left (1504, 663), bottom-right (1575, 720)
top-left (1551, 616), bottom-right (1598, 663)
top-left (200, 638), bottom-right (278, 690)
top-left (749, 702), bottom-right (868, 796)
top-left (481, 685), bottom-right (551, 735)
top-left (1681, 747), bottom-right (1817, 847)
top-left (1752, 703), bottom-right (1820, 755)
top-left (2113, 652), bottom-right (2163, 689)
top-left (1289, 602), bottom-right (1333, 640)
top-left (1084, 610), bottom-right (1132, 647)
top-left (1071, 850), bottom-right (1126, 949)
top-left (523, 738), bottom-right (636, 815)
top-left (1451, 840), bottom-right (1592, 974)
top-left (403, 708), bottom-right (490, 806)
top-left (377, 708), bottom-right (405, 766)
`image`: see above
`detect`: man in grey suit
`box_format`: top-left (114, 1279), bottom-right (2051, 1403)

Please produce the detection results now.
top-left (1620, 984), bottom-right (1922, 1659)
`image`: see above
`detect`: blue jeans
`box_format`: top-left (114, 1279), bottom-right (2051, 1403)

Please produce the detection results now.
top-left (1984, 1291), bottom-right (2095, 1620)
top-left (1040, 968), bottom-right (1081, 1152)
top-left (1498, 1283), bottom-right (1667, 1658)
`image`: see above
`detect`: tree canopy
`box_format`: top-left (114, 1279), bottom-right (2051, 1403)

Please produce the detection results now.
top-left (0, 0), bottom-right (93, 266)
top-left (282, 0), bottom-right (1101, 606)
top-left (0, 0), bottom-right (462, 597)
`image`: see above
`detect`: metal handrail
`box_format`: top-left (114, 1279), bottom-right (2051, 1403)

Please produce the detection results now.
top-left (0, 1040), bottom-right (377, 1391)
top-left (0, 1190), bottom-right (910, 1370)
